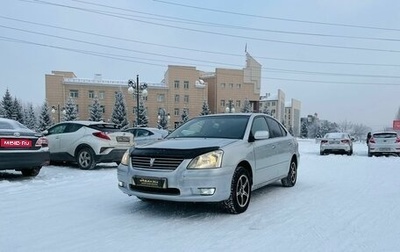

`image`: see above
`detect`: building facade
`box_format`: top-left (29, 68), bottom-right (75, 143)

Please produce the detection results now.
top-left (284, 99), bottom-right (301, 137)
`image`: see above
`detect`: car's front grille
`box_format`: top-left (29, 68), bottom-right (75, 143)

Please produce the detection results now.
top-left (131, 156), bottom-right (184, 170)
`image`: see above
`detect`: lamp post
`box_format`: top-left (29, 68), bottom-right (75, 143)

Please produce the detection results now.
top-left (157, 108), bottom-right (170, 130)
top-left (225, 99), bottom-right (235, 113)
top-left (51, 104), bottom-right (66, 123)
top-left (128, 75), bottom-right (148, 126)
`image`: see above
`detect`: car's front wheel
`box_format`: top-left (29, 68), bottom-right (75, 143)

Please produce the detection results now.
top-left (281, 159), bottom-right (297, 187)
top-left (76, 147), bottom-right (96, 170)
top-left (21, 167), bottom-right (41, 177)
top-left (222, 166), bottom-right (251, 214)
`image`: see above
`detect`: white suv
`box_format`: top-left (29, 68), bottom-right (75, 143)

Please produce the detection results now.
top-left (45, 121), bottom-right (133, 169)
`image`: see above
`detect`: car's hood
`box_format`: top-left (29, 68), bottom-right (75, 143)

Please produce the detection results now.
top-left (137, 137), bottom-right (237, 149)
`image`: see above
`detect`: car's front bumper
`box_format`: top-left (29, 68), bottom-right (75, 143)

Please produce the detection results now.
top-left (0, 150), bottom-right (50, 170)
top-left (117, 163), bottom-right (234, 202)
top-left (96, 148), bottom-right (128, 163)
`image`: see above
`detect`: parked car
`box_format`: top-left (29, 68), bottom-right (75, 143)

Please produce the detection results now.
top-left (122, 127), bottom-right (168, 146)
top-left (117, 113), bottom-right (299, 214)
top-left (44, 121), bottom-right (134, 169)
top-left (0, 118), bottom-right (49, 176)
top-left (368, 131), bottom-right (400, 157)
top-left (320, 132), bottom-right (353, 155)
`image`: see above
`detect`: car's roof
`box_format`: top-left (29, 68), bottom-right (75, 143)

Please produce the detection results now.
top-left (59, 120), bottom-right (116, 126)
top-left (372, 131), bottom-right (398, 134)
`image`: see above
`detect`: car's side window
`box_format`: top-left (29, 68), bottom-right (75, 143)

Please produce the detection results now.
top-left (266, 117), bottom-right (284, 138)
top-left (48, 124), bottom-right (68, 135)
top-left (251, 116), bottom-right (269, 136)
top-left (64, 124), bottom-right (82, 133)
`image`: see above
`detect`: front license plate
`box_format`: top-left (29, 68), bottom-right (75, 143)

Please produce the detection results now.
top-left (133, 176), bottom-right (167, 189)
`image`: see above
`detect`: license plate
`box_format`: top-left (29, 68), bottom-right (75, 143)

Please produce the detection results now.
top-left (379, 148), bottom-right (391, 152)
top-left (1, 139), bottom-right (32, 148)
top-left (116, 136), bottom-right (130, 142)
top-left (133, 176), bottom-right (167, 189)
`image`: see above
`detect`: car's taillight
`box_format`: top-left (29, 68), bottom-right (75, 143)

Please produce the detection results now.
top-left (320, 140), bottom-right (328, 144)
top-left (35, 137), bottom-right (48, 147)
top-left (341, 139), bottom-right (350, 144)
top-left (396, 137), bottom-right (400, 143)
top-left (93, 132), bottom-right (111, 140)
top-left (369, 137), bottom-right (375, 143)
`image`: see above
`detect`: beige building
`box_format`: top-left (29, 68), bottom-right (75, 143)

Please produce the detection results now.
top-left (45, 53), bottom-right (262, 129)
top-left (260, 89), bottom-right (286, 123)
top-left (285, 99), bottom-right (301, 137)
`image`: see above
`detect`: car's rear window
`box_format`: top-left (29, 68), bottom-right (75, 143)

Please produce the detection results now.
top-left (89, 124), bottom-right (121, 132)
top-left (325, 133), bottom-right (346, 139)
top-left (373, 133), bottom-right (398, 138)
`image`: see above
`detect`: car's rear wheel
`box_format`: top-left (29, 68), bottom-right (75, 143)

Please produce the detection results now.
top-left (76, 147), bottom-right (96, 170)
top-left (222, 166), bottom-right (251, 214)
top-left (281, 159), bottom-right (297, 187)
top-left (21, 167), bottom-right (41, 177)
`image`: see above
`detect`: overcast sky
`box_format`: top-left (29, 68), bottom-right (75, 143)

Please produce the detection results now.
top-left (1, 0), bottom-right (400, 131)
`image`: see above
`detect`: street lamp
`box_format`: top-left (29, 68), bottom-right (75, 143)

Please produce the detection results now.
top-left (128, 75), bottom-right (148, 126)
top-left (51, 104), bottom-right (66, 123)
top-left (157, 108), bottom-right (170, 130)
top-left (225, 100), bottom-right (235, 113)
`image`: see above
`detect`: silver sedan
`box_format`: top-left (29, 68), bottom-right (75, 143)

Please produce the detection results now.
top-left (117, 113), bottom-right (299, 214)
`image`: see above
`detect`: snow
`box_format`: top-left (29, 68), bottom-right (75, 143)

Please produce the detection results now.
top-left (1, 140), bottom-right (400, 252)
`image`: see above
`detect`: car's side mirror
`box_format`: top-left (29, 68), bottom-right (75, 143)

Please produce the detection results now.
top-left (42, 130), bottom-right (49, 136)
top-left (254, 130), bottom-right (270, 140)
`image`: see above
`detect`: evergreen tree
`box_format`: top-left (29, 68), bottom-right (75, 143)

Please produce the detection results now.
top-left (89, 96), bottom-right (103, 122)
top-left (38, 101), bottom-right (52, 131)
top-left (180, 108), bottom-right (189, 125)
top-left (1, 88), bottom-right (13, 119)
top-left (63, 97), bottom-right (79, 121)
top-left (12, 98), bottom-right (24, 124)
top-left (200, 100), bottom-right (211, 116)
top-left (261, 102), bottom-right (270, 115)
top-left (241, 98), bottom-right (252, 113)
top-left (24, 103), bottom-right (37, 130)
top-left (0, 104), bottom-right (5, 118)
top-left (111, 91), bottom-right (129, 129)
top-left (137, 100), bottom-right (148, 127)
top-left (300, 121), bottom-right (308, 138)
top-left (157, 108), bottom-right (169, 130)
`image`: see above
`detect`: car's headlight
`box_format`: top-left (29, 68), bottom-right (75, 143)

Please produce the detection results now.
top-left (187, 150), bottom-right (223, 169)
top-left (120, 150), bottom-right (131, 166)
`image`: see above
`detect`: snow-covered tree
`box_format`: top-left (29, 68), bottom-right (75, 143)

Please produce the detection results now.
top-left (180, 108), bottom-right (189, 125)
top-left (38, 101), bottom-right (52, 131)
top-left (137, 100), bottom-right (148, 127)
top-left (1, 88), bottom-right (13, 119)
top-left (157, 108), bottom-right (169, 130)
top-left (63, 97), bottom-right (79, 121)
top-left (111, 91), bottom-right (129, 129)
top-left (241, 98), bottom-right (252, 113)
top-left (89, 96), bottom-right (103, 122)
top-left (200, 100), bottom-right (210, 116)
top-left (24, 103), bottom-right (37, 130)
top-left (261, 102), bottom-right (270, 115)
top-left (12, 97), bottom-right (24, 124)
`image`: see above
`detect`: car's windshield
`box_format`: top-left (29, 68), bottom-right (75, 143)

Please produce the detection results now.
top-left (167, 115), bottom-right (249, 139)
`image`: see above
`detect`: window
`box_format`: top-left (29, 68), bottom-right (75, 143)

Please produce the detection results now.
top-left (236, 100), bottom-right (241, 108)
top-left (175, 95), bottom-right (180, 103)
top-left (220, 100), bottom-right (226, 107)
top-left (174, 108), bottom-right (179, 116)
top-left (174, 80), bottom-right (180, 89)
top-left (101, 105), bottom-right (105, 113)
top-left (236, 83), bottom-right (241, 88)
top-left (184, 81), bottom-right (189, 89)
top-left (184, 95), bottom-right (189, 103)
top-left (88, 90), bottom-right (95, 99)
top-left (251, 116), bottom-right (269, 136)
top-left (272, 101), bottom-right (276, 106)
top-left (157, 94), bottom-right (165, 102)
top-left (98, 91), bottom-right (105, 99)
top-left (75, 105), bottom-right (79, 113)
top-left (266, 117), bottom-right (286, 138)
top-left (220, 83), bottom-right (226, 88)
top-left (69, 90), bottom-right (79, 98)
top-left (229, 83), bottom-right (234, 88)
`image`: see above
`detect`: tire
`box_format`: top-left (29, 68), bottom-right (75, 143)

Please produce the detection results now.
top-left (281, 159), bottom-right (297, 187)
top-left (320, 151), bottom-right (324, 155)
top-left (76, 147), bottom-right (97, 170)
top-left (222, 166), bottom-right (251, 214)
top-left (21, 167), bottom-right (41, 177)
top-left (368, 152), bottom-right (372, 157)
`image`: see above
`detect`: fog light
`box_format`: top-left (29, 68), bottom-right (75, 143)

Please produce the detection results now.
top-left (118, 181), bottom-right (125, 187)
top-left (199, 188), bottom-right (216, 195)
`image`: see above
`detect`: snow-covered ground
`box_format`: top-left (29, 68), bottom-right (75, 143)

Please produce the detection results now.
top-left (1, 140), bottom-right (400, 252)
